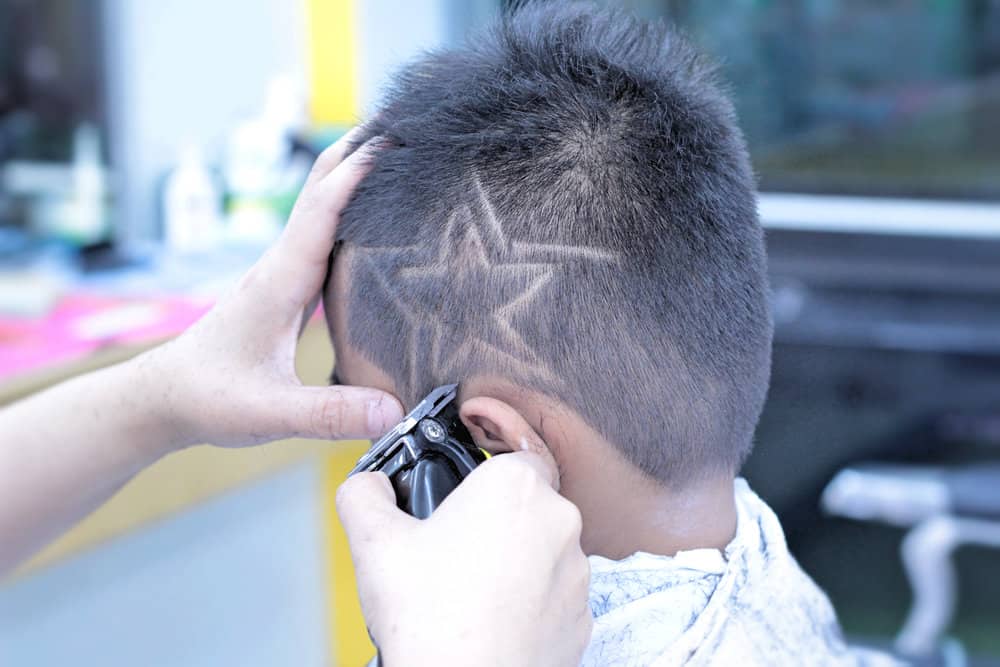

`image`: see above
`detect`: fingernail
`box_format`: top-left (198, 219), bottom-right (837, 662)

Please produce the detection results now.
top-left (368, 395), bottom-right (404, 435)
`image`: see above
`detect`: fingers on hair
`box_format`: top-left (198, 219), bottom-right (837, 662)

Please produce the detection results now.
top-left (305, 125), bottom-right (366, 188)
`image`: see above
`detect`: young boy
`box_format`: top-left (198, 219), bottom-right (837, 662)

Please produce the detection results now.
top-left (326, 3), bottom-right (895, 665)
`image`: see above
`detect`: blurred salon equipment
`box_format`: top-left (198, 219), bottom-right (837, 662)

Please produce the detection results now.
top-left (824, 461), bottom-right (1000, 665)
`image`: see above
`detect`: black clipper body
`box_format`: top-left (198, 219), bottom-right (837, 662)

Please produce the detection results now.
top-left (349, 384), bottom-right (487, 519)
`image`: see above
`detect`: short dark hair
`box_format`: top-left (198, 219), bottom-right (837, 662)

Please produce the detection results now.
top-left (334, 1), bottom-right (772, 485)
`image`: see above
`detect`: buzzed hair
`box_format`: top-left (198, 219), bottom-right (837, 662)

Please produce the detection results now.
top-left (334, 1), bottom-right (773, 485)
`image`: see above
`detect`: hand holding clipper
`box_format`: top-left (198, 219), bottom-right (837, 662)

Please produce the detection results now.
top-left (337, 447), bottom-right (592, 667)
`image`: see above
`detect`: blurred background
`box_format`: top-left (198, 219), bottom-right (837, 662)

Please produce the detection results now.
top-left (0, 0), bottom-right (998, 665)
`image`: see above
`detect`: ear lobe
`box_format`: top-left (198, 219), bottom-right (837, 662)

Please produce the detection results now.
top-left (460, 397), bottom-right (534, 454)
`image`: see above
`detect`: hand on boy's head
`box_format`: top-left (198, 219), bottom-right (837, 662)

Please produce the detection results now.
top-left (273, 126), bottom-right (373, 306)
top-left (143, 129), bottom-right (404, 451)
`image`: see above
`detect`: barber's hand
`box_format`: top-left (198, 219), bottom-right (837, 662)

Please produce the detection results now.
top-left (142, 129), bottom-right (403, 452)
top-left (337, 450), bottom-right (593, 667)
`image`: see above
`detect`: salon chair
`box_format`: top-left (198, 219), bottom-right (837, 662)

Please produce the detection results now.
top-left (822, 463), bottom-right (1000, 665)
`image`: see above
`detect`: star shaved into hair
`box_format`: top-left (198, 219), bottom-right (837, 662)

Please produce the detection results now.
top-left (332, 2), bottom-right (773, 483)
top-left (354, 177), bottom-right (618, 400)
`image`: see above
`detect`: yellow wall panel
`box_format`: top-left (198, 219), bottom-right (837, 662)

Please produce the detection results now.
top-left (322, 444), bottom-right (377, 666)
top-left (307, 0), bottom-right (359, 124)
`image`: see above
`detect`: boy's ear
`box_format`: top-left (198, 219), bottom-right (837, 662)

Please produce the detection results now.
top-left (459, 397), bottom-right (541, 455)
top-left (460, 396), bottom-right (561, 490)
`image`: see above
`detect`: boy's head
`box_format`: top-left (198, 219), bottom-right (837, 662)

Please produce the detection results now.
top-left (326, 2), bottom-right (772, 492)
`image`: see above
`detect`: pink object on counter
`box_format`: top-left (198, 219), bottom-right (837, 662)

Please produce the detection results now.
top-left (0, 293), bottom-right (214, 381)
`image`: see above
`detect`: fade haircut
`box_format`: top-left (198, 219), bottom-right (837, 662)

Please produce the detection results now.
top-left (334, 1), bottom-right (773, 485)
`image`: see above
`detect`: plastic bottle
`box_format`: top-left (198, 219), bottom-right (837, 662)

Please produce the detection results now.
top-left (66, 123), bottom-right (108, 244)
top-left (162, 143), bottom-right (224, 253)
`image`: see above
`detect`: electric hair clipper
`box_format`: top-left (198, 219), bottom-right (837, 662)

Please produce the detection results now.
top-left (349, 384), bottom-right (487, 518)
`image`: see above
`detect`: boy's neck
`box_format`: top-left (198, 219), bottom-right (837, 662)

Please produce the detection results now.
top-left (555, 431), bottom-right (737, 559)
top-left (464, 381), bottom-right (739, 560)
top-left (572, 471), bottom-right (737, 560)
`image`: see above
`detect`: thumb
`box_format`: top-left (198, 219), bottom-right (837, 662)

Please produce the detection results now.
top-left (515, 435), bottom-right (561, 492)
top-left (267, 385), bottom-right (404, 441)
top-left (336, 472), bottom-right (415, 545)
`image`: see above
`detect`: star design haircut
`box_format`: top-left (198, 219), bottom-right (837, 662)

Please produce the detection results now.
top-left (355, 177), bottom-right (618, 399)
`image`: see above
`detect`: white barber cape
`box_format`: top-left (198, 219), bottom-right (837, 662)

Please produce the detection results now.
top-left (582, 479), bottom-right (901, 666)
